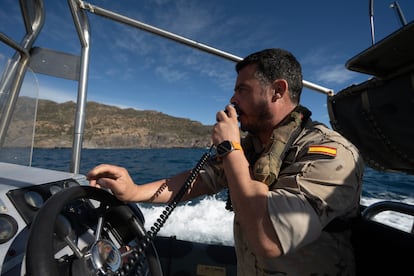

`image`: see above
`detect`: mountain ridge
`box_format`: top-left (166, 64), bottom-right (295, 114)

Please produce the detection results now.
top-left (8, 97), bottom-right (213, 148)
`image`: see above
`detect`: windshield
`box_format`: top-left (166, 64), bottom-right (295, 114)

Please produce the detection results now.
top-left (0, 58), bottom-right (38, 166)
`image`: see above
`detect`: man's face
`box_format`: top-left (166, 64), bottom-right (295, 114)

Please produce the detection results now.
top-left (231, 64), bottom-right (273, 134)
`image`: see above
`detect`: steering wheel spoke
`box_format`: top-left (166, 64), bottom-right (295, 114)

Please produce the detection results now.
top-left (94, 214), bottom-right (105, 242)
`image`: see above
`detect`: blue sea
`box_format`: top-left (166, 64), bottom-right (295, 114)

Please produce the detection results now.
top-left (30, 148), bottom-right (414, 245)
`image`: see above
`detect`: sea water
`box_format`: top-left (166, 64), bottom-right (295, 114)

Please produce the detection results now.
top-left (31, 148), bottom-right (414, 245)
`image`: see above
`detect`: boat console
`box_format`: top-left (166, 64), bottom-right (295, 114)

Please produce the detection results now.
top-left (0, 164), bottom-right (86, 275)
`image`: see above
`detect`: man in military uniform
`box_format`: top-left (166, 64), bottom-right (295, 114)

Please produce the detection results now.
top-left (87, 48), bottom-right (364, 275)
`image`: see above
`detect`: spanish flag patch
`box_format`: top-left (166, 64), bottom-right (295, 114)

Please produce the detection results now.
top-left (308, 145), bottom-right (337, 157)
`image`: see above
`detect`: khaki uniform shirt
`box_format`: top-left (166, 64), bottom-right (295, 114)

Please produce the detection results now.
top-left (201, 120), bottom-right (364, 275)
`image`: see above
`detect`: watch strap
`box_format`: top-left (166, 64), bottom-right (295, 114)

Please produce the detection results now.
top-left (216, 141), bottom-right (242, 159)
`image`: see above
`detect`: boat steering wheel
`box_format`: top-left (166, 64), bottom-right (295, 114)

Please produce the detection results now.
top-left (25, 186), bottom-right (162, 276)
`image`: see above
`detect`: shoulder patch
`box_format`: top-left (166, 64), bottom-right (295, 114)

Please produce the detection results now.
top-left (308, 145), bottom-right (337, 157)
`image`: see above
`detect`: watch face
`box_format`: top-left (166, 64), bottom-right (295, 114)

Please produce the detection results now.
top-left (217, 140), bottom-right (232, 157)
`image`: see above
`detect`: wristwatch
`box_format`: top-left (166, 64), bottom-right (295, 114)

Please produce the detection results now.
top-left (216, 140), bottom-right (242, 158)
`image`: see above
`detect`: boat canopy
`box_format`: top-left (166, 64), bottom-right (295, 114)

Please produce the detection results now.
top-left (328, 21), bottom-right (414, 174)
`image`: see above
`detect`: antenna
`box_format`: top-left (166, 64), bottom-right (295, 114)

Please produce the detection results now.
top-left (369, 0), bottom-right (375, 45)
top-left (389, 1), bottom-right (407, 26)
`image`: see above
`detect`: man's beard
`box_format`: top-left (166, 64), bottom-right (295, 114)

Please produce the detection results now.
top-left (240, 100), bottom-right (273, 135)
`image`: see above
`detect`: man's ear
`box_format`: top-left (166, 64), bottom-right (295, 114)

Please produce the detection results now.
top-left (272, 79), bottom-right (288, 101)
top-left (272, 79), bottom-right (288, 93)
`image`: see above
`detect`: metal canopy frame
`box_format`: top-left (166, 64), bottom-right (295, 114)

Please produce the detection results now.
top-left (0, 0), bottom-right (334, 174)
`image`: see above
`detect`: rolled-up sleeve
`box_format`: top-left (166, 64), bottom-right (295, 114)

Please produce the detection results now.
top-left (268, 190), bottom-right (322, 254)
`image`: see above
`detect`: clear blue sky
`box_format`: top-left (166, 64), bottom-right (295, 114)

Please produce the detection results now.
top-left (1, 0), bottom-right (413, 126)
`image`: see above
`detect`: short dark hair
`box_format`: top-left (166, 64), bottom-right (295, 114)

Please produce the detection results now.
top-left (235, 48), bottom-right (303, 104)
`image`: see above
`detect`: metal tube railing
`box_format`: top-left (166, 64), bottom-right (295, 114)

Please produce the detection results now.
top-left (68, 0), bottom-right (333, 172)
top-left (78, 0), bottom-right (334, 96)
top-left (68, 0), bottom-right (91, 174)
top-left (0, 0), bottom-right (44, 148)
top-left (2, 0), bottom-right (335, 173)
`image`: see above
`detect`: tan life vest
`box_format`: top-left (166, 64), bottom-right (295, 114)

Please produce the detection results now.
top-left (226, 105), bottom-right (311, 210)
